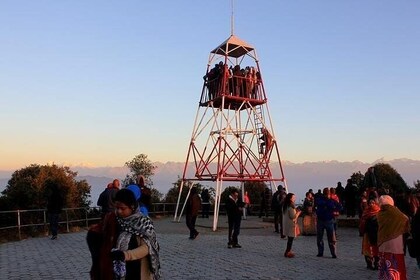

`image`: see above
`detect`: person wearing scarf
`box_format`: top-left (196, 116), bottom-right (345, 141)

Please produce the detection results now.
top-left (359, 198), bottom-right (380, 270)
top-left (107, 188), bottom-right (161, 280)
top-left (377, 195), bottom-right (410, 280)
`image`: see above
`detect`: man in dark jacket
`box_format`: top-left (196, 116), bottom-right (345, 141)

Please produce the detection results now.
top-left (46, 180), bottom-right (63, 240)
top-left (226, 188), bottom-right (244, 248)
top-left (272, 185), bottom-right (286, 238)
top-left (186, 186), bottom-right (202, 239)
top-left (315, 187), bottom-right (342, 258)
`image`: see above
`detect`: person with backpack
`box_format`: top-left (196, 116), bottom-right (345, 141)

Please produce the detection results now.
top-left (272, 185), bottom-right (286, 238)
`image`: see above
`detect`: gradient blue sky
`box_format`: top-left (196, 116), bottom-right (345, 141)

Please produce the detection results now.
top-left (1, 0), bottom-right (419, 170)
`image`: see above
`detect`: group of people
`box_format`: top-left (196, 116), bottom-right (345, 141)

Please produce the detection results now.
top-left (71, 176), bottom-right (420, 280)
top-left (358, 190), bottom-right (420, 279)
top-left (87, 175), bottom-right (160, 280)
top-left (298, 184), bottom-right (420, 280)
top-left (203, 62), bottom-right (262, 102)
top-left (184, 187), bottom-right (247, 248)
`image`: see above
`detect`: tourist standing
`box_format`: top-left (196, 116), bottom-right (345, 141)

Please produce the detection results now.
top-left (315, 188), bottom-right (342, 258)
top-left (282, 193), bottom-right (301, 258)
top-left (102, 189), bottom-right (161, 280)
top-left (359, 198), bottom-right (380, 270)
top-left (46, 180), bottom-right (63, 240)
top-left (185, 187), bottom-right (201, 239)
top-left (411, 206), bottom-right (420, 269)
top-left (226, 188), bottom-right (244, 248)
top-left (377, 195), bottom-right (410, 280)
top-left (272, 185), bottom-right (286, 238)
top-left (302, 191), bottom-right (316, 236)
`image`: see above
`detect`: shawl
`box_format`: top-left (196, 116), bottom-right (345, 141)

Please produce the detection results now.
top-left (377, 204), bottom-right (409, 247)
top-left (359, 203), bottom-right (380, 234)
top-left (116, 212), bottom-right (161, 280)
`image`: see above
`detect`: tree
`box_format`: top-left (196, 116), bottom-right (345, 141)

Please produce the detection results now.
top-left (350, 171), bottom-right (364, 189)
top-left (244, 181), bottom-right (267, 206)
top-left (150, 188), bottom-right (163, 204)
top-left (221, 186), bottom-right (241, 204)
top-left (123, 154), bottom-right (157, 187)
top-left (164, 178), bottom-right (206, 204)
top-left (0, 164), bottom-right (91, 210)
top-left (413, 180), bottom-right (420, 191)
top-left (362, 163), bottom-right (409, 196)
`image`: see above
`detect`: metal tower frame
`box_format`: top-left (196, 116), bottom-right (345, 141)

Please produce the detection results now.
top-left (174, 35), bottom-right (287, 231)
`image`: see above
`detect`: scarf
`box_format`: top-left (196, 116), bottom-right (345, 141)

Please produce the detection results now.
top-left (359, 203), bottom-right (380, 234)
top-left (115, 211), bottom-right (161, 280)
top-left (377, 204), bottom-right (409, 247)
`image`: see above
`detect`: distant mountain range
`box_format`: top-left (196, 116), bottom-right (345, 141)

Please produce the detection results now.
top-left (1, 158), bottom-right (419, 205)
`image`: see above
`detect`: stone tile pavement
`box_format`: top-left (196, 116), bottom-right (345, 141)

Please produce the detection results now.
top-left (0, 215), bottom-right (419, 280)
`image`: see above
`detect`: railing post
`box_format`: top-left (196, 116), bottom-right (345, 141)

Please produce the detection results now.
top-left (85, 208), bottom-right (89, 229)
top-left (44, 210), bottom-right (47, 236)
top-left (17, 210), bottom-right (21, 240)
top-left (65, 209), bottom-right (70, 233)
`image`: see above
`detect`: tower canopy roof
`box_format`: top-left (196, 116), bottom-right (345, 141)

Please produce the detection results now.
top-left (211, 35), bottom-right (254, 58)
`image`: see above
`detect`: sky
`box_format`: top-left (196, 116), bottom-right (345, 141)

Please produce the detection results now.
top-left (1, 0), bottom-right (419, 171)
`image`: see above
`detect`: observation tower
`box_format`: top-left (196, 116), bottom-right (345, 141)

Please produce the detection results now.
top-left (174, 31), bottom-right (287, 231)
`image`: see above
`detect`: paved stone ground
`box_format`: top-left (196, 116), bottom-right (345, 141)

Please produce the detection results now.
top-left (0, 215), bottom-right (419, 280)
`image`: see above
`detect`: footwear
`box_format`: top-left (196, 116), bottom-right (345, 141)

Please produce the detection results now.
top-left (284, 252), bottom-right (295, 258)
top-left (233, 244), bottom-right (242, 248)
top-left (281, 235), bottom-right (286, 239)
top-left (193, 232), bottom-right (199, 239)
top-left (332, 254), bottom-right (337, 258)
top-left (316, 254), bottom-right (323, 257)
top-left (227, 244), bottom-right (233, 249)
top-left (274, 230), bottom-right (279, 233)
top-left (51, 235), bottom-right (57, 240)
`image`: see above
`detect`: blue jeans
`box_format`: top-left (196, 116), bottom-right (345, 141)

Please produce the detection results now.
top-left (316, 219), bottom-right (336, 256)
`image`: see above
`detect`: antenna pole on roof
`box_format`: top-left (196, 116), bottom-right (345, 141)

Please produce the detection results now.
top-left (230, 0), bottom-right (235, 35)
